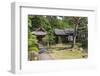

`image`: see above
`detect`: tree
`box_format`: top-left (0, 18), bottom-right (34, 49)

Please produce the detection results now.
top-left (72, 17), bottom-right (81, 48)
top-left (64, 16), bottom-right (87, 48)
top-left (28, 15), bottom-right (39, 52)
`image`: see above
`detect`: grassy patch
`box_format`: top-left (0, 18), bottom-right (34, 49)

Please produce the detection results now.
top-left (48, 50), bottom-right (87, 59)
top-left (46, 44), bottom-right (88, 59)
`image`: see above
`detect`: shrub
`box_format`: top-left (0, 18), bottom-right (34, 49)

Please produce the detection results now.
top-left (28, 32), bottom-right (39, 52)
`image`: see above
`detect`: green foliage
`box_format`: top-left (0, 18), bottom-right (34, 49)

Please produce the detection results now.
top-left (78, 17), bottom-right (88, 48)
top-left (28, 47), bottom-right (39, 52)
top-left (28, 32), bottom-right (39, 52)
top-left (81, 39), bottom-right (88, 48)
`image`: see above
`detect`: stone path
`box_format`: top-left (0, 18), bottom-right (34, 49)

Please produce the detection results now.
top-left (38, 53), bottom-right (54, 60)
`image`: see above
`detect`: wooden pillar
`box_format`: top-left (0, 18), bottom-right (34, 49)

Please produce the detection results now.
top-left (58, 36), bottom-right (62, 44)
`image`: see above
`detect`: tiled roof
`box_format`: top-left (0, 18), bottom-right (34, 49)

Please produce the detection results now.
top-left (54, 28), bottom-right (74, 35)
top-left (54, 29), bottom-right (66, 35)
top-left (32, 31), bottom-right (47, 35)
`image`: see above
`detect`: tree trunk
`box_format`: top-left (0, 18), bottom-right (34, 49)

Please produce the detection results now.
top-left (72, 24), bottom-right (78, 48)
